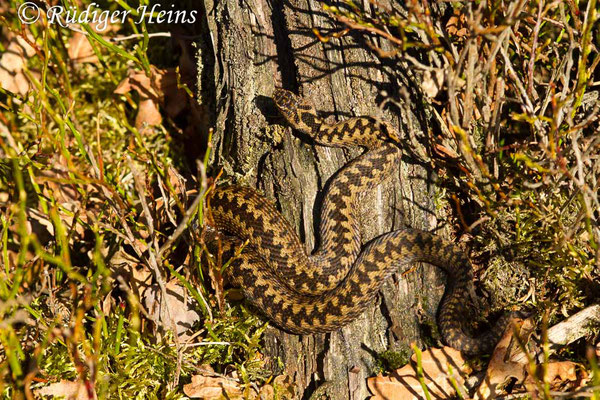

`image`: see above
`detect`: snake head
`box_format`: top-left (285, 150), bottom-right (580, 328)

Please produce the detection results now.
top-left (273, 88), bottom-right (321, 135)
top-left (273, 88), bottom-right (299, 118)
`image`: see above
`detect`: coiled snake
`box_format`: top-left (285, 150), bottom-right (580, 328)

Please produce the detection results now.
top-left (206, 88), bottom-right (510, 355)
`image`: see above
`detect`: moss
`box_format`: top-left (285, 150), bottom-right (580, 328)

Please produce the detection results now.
top-left (376, 348), bottom-right (411, 373)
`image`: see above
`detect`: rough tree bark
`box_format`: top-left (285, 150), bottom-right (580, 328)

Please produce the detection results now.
top-left (198, 2), bottom-right (447, 398)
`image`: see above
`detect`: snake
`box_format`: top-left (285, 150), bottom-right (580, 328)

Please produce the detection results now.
top-left (205, 88), bottom-right (510, 355)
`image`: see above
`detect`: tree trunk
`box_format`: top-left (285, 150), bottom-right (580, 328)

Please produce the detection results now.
top-left (199, 1), bottom-right (446, 398)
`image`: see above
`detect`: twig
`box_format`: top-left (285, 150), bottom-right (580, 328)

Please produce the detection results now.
top-left (182, 341), bottom-right (231, 347)
top-left (500, 45), bottom-right (536, 115)
top-left (526, 0), bottom-right (544, 100)
top-left (547, 304), bottom-right (600, 348)
top-left (110, 32), bottom-right (172, 41)
top-left (157, 162), bottom-right (207, 259)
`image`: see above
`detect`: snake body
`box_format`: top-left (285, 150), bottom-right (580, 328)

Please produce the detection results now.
top-left (207, 89), bottom-right (509, 355)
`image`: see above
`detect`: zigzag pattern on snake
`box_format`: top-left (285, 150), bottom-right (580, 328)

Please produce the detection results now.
top-left (206, 88), bottom-right (510, 355)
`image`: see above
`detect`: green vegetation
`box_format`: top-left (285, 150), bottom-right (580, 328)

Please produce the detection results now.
top-left (0, 1), bottom-right (267, 398)
top-left (376, 349), bottom-right (411, 372)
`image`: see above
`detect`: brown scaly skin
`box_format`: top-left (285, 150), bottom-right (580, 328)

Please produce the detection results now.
top-left (206, 88), bottom-right (511, 355)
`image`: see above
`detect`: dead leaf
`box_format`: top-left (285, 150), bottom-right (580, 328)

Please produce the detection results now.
top-left (524, 361), bottom-right (588, 393)
top-left (0, 33), bottom-right (36, 95)
top-left (68, 33), bottom-right (98, 64)
top-left (367, 347), bottom-right (470, 399)
top-left (183, 374), bottom-right (242, 399)
top-left (67, 22), bottom-right (120, 64)
top-left (114, 69), bottom-right (162, 129)
top-left (544, 361), bottom-right (581, 383)
top-left (257, 384), bottom-right (275, 399)
top-left (114, 67), bottom-right (190, 131)
top-left (475, 318), bottom-right (535, 399)
top-left (19, 165), bottom-right (105, 246)
top-left (136, 98), bottom-right (163, 128)
top-left (255, 375), bottom-right (295, 399)
top-left (153, 167), bottom-right (190, 225)
top-left (422, 69), bottom-right (445, 98)
top-left (5, 162), bottom-right (98, 248)
top-left (35, 379), bottom-right (97, 400)
top-left (446, 9), bottom-right (469, 38)
top-left (143, 280), bottom-right (202, 339)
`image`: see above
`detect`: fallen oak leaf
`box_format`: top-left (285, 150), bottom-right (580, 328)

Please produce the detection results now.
top-left (68, 31), bottom-right (98, 64)
top-left (136, 98), bottom-right (163, 128)
top-left (446, 8), bottom-right (469, 38)
top-left (114, 66), bottom-right (190, 131)
top-left (183, 374), bottom-right (242, 399)
top-left (114, 67), bottom-right (164, 130)
top-left (524, 361), bottom-right (588, 393)
top-left (545, 361), bottom-right (585, 385)
top-left (34, 379), bottom-right (97, 400)
top-left (367, 347), bottom-right (470, 400)
top-left (143, 280), bottom-right (202, 340)
top-left (475, 318), bottom-right (535, 399)
top-left (0, 33), bottom-right (36, 95)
